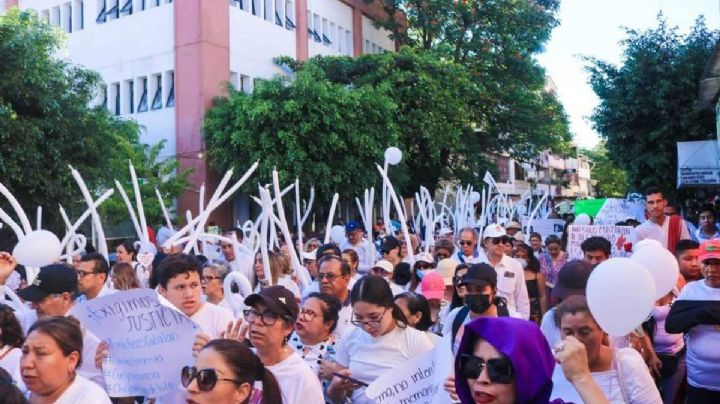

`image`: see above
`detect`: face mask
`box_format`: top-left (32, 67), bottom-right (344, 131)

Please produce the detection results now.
top-left (515, 258), bottom-right (527, 269)
top-left (416, 270), bottom-right (425, 280)
top-left (465, 294), bottom-right (492, 314)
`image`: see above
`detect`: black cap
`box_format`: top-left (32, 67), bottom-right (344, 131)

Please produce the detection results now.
top-left (459, 263), bottom-right (497, 288)
top-left (381, 236), bottom-right (400, 253)
top-left (18, 264), bottom-right (78, 302)
top-left (244, 285), bottom-right (299, 321)
top-left (552, 260), bottom-right (594, 300)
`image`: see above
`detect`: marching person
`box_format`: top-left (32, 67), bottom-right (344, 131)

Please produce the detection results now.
top-left (339, 221), bottom-right (376, 276)
top-left (632, 187), bottom-right (690, 251)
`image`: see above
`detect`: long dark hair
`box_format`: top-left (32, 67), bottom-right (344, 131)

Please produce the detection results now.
top-left (450, 263), bottom-right (469, 311)
top-left (515, 244), bottom-right (540, 273)
top-left (395, 292), bottom-right (433, 332)
top-left (0, 367), bottom-right (26, 404)
top-left (0, 304), bottom-right (24, 348)
top-left (351, 275), bottom-right (408, 328)
top-left (203, 339), bottom-right (282, 404)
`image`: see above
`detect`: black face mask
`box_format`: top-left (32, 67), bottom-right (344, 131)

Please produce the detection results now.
top-left (465, 294), bottom-right (492, 314)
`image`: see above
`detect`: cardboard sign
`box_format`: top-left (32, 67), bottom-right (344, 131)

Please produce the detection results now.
top-left (74, 289), bottom-right (199, 397)
top-left (567, 225), bottom-right (633, 260)
top-left (365, 337), bottom-right (452, 404)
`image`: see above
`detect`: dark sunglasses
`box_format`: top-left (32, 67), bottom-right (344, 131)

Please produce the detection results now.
top-left (459, 354), bottom-right (513, 384)
top-left (488, 237), bottom-right (504, 245)
top-left (459, 240), bottom-right (474, 246)
top-left (181, 366), bottom-right (244, 391)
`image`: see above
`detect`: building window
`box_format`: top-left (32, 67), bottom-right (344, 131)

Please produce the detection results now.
top-left (106, 0), bottom-right (119, 20)
top-left (96, 0), bottom-right (106, 23)
top-left (345, 29), bottom-right (352, 55)
top-left (101, 85), bottom-right (107, 109)
top-left (240, 74), bottom-right (251, 93)
top-left (125, 79), bottom-right (134, 114)
top-left (120, 0), bottom-right (132, 15)
top-left (51, 6), bottom-right (61, 26)
top-left (252, 0), bottom-right (259, 16)
top-left (264, 0), bottom-right (272, 22)
top-left (137, 77), bottom-right (148, 112)
top-left (165, 71), bottom-right (175, 108)
top-left (73, 0), bottom-right (84, 31)
top-left (151, 74), bottom-right (163, 110)
top-left (337, 26), bottom-right (344, 53)
top-left (284, 0), bottom-right (294, 29)
top-left (112, 82), bottom-right (121, 115)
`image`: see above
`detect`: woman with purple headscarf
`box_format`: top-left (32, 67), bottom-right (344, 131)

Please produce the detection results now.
top-left (455, 317), bottom-right (610, 404)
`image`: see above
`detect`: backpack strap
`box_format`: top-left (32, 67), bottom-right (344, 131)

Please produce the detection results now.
top-left (452, 306), bottom-right (471, 347)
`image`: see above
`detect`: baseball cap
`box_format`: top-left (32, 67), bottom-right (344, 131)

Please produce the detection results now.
top-left (345, 221), bottom-right (361, 233)
top-left (513, 232), bottom-right (526, 242)
top-left (380, 236), bottom-right (400, 253)
top-left (699, 240), bottom-right (720, 262)
top-left (244, 285), bottom-right (299, 321)
top-left (302, 249), bottom-right (317, 261)
top-left (551, 260), bottom-right (594, 300)
top-left (18, 264), bottom-right (78, 302)
top-left (482, 224), bottom-right (507, 239)
top-left (421, 271), bottom-right (446, 300)
top-left (459, 263), bottom-right (497, 288)
top-left (438, 228), bottom-right (453, 237)
top-left (436, 258), bottom-right (459, 286)
top-left (414, 252), bottom-right (434, 265)
top-left (372, 260), bottom-right (394, 274)
top-left (505, 221), bottom-right (521, 230)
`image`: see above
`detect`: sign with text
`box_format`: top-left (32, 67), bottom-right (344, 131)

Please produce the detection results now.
top-left (594, 199), bottom-right (645, 225)
top-left (567, 225), bottom-right (633, 260)
top-left (521, 218), bottom-right (565, 241)
top-left (74, 289), bottom-right (198, 397)
top-left (365, 338), bottom-right (452, 404)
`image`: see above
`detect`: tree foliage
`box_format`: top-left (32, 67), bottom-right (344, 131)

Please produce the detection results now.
top-left (586, 15), bottom-right (718, 199)
top-left (203, 64), bottom-right (398, 203)
top-left (0, 10), bottom-right (186, 234)
top-left (581, 143), bottom-right (628, 198)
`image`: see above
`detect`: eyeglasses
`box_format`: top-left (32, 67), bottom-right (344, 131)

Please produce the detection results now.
top-left (316, 273), bottom-right (342, 281)
top-left (299, 309), bottom-right (319, 322)
top-left (459, 354), bottom-right (514, 384)
top-left (75, 270), bottom-right (99, 278)
top-left (181, 366), bottom-right (244, 391)
top-left (459, 240), bottom-right (474, 246)
top-left (436, 252), bottom-right (450, 259)
top-left (350, 308), bottom-right (388, 328)
top-left (489, 237), bottom-right (503, 245)
top-left (201, 276), bottom-right (220, 283)
top-left (243, 308), bottom-right (280, 326)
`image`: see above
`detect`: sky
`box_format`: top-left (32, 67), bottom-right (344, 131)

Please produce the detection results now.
top-left (536, 0), bottom-right (720, 150)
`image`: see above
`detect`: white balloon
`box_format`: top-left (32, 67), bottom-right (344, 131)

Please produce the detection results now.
top-left (384, 147), bottom-right (403, 165)
top-left (13, 230), bottom-right (62, 267)
top-left (586, 258), bottom-right (655, 336)
top-left (223, 271), bottom-right (253, 317)
top-left (470, 192), bottom-right (481, 204)
top-left (330, 225), bottom-right (346, 244)
top-left (633, 239), bottom-right (663, 252)
top-left (631, 245), bottom-right (679, 299)
top-left (574, 213), bottom-right (592, 226)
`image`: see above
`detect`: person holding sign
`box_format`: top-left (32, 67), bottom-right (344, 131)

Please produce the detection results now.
top-left (184, 339), bottom-right (282, 404)
top-left (21, 316), bottom-right (111, 404)
top-left (328, 275), bottom-right (434, 403)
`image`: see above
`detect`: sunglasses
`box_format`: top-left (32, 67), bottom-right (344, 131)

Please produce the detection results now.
top-left (488, 237), bottom-right (504, 245)
top-left (181, 366), bottom-right (244, 391)
top-left (459, 354), bottom-right (513, 384)
top-left (459, 240), bottom-right (474, 246)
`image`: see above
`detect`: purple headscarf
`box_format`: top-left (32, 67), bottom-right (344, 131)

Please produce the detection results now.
top-left (455, 317), bottom-right (556, 404)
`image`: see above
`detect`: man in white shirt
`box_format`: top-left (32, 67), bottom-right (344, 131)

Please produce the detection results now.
top-left (632, 187), bottom-right (690, 250)
top-left (339, 221), bottom-right (375, 275)
top-left (479, 223), bottom-right (530, 319)
top-left (316, 255), bottom-right (354, 336)
top-left (75, 253), bottom-right (115, 303)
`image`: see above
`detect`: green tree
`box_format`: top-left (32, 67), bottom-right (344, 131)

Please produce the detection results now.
top-left (586, 15), bottom-right (718, 199)
top-left (582, 143), bottom-right (628, 197)
top-left (203, 63), bottom-right (398, 203)
top-left (0, 10), bottom-right (187, 235)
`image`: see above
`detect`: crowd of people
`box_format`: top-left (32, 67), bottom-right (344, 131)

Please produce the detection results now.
top-left (0, 186), bottom-right (718, 403)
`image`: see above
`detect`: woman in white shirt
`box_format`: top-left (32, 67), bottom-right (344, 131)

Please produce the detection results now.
top-left (20, 316), bottom-right (111, 404)
top-left (550, 295), bottom-right (662, 404)
top-left (0, 304), bottom-right (25, 393)
top-left (328, 275), bottom-right (434, 402)
top-left (253, 252), bottom-right (301, 298)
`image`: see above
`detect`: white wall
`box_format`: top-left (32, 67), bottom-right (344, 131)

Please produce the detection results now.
top-left (20, 0), bottom-right (177, 154)
top-left (362, 14), bottom-right (392, 53)
top-left (307, 0), bottom-right (352, 57)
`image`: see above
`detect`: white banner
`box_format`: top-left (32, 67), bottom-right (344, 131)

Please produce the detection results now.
top-left (521, 218), bottom-right (565, 241)
top-left (567, 225), bottom-right (633, 260)
top-left (74, 289), bottom-right (198, 397)
top-left (594, 199), bottom-right (645, 225)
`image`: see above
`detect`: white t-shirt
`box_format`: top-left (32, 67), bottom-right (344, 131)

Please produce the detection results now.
top-left (632, 217), bottom-right (690, 249)
top-left (335, 300), bottom-right (354, 338)
top-left (479, 254), bottom-right (530, 319)
top-left (50, 374), bottom-right (112, 404)
top-left (190, 302), bottom-right (235, 339)
top-left (0, 346), bottom-right (25, 392)
top-left (675, 280), bottom-right (720, 390)
top-left (266, 351), bottom-right (324, 404)
top-left (550, 348), bottom-right (661, 404)
top-left (335, 324), bottom-right (434, 401)
top-left (277, 275), bottom-right (301, 299)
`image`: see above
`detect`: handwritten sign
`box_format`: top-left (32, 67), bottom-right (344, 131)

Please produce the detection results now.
top-left (594, 199), bottom-right (645, 225)
top-left (74, 289), bottom-right (198, 397)
top-left (567, 225), bottom-right (633, 260)
top-left (366, 338), bottom-right (452, 404)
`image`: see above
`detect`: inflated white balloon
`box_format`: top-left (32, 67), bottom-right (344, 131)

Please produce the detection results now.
top-left (633, 239), bottom-right (663, 252)
top-left (586, 258), bottom-right (655, 336)
top-left (574, 213), bottom-right (592, 226)
top-left (631, 245), bottom-right (680, 299)
top-left (223, 271), bottom-right (253, 317)
top-left (384, 147), bottom-right (403, 165)
top-left (13, 230), bottom-right (62, 267)
top-left (469, 192), bottom-right (481, 204)
top-left (330, 225), bottom-right (346, 244)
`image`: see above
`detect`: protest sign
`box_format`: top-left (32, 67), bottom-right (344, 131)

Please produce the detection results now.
top-left (567, 225), bottom-right (633, 260)
top-left (521, 218), bottom-right (565, 240)
top-left (365, 337), bottom-right (452, 404)
top-left (73, 289), bottom-right (199, 397)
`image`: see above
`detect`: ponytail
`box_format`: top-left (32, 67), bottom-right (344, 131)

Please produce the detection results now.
top-left (258, 366), bottom-right (283, 404)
